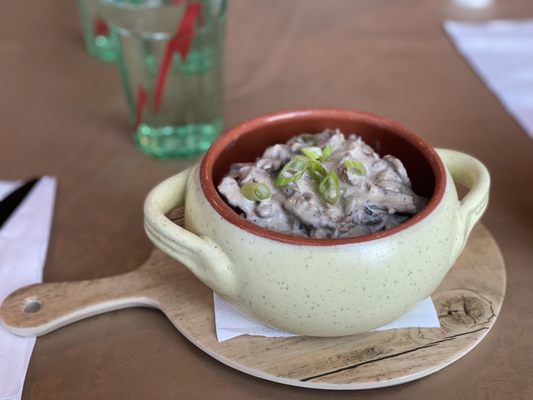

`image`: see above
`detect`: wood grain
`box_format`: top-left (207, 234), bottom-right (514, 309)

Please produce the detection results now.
top-left (181, 222), bottom-right (506, 389)
top-left (0, 211), bottom-right (505, 389)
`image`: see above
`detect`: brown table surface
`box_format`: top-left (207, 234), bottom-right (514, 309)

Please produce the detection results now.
top-left (2, 0), bottom-right (532, 398)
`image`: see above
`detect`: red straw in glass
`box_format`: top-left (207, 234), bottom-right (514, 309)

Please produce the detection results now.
top-left (93, 17), bottom-right (109, 37)
top-left (135, 86), bottom-right (149, 126)
top-left (153, 2), bottom-right (202, 114)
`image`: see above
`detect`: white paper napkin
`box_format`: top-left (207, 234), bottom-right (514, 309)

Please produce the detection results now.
top-left (214, 293), bottom-right (440, 342)
top-left (445, 19), bottom-right (533, 139)
top-left (0, 177), bottom-right (56, 400)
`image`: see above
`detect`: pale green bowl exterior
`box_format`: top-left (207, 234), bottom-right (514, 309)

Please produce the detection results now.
top-left (144, 149), bottom-right (490, 337)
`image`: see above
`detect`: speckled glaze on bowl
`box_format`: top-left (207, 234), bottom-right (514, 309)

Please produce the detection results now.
top-left (144, 109), bottom-right (490, 337)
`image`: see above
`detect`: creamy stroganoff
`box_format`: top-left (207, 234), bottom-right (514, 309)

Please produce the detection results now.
top-left (218, 129), bottom-right (426, 238)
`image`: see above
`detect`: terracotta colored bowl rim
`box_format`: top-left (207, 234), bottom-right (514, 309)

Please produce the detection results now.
top-left (200, 109), bottom-right (446, 246)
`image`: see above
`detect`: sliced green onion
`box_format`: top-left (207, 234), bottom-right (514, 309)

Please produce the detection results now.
top-left (320, 144), bottom-right (333, 161)
top-left (301, 146), bottom-right (322, 160)
top-left (291, 156), bottom-right (327, 184)
top-left (308, 168), bottom-right (325, 184)
top-left (306, 158), bottom-right (328, 174)
top-left (292, 154), bottom-right (312, 163)
top-left (344, 159), bottom-right (367, 176)
top-left (306, 158), bottom-right (328, 184)
top-left (275, 158), bottom-right (308, 186)
top-left (240, 182), bottom-right (272, 201)
top-left (318, 171), bottom-right (340, 205)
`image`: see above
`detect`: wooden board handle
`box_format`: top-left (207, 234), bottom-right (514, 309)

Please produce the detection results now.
top-left (0, 268), bottom-right (158, 337)
top-left (0, 208), bottom-right (186, 338)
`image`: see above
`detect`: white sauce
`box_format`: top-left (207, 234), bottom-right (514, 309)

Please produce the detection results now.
top-left (218, 129), bottom-right (426, 238)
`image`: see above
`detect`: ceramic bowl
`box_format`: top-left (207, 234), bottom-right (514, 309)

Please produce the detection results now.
top-left (144, 109), bottom-right (490, 337)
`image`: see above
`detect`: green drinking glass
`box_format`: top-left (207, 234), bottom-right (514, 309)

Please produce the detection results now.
top-left (77, 0), bottom-right (116, 63)
top-left (101, 0), bottom-right (226, 158)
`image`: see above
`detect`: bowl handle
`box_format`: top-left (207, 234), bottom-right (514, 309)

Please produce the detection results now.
top-left (436, 149), bottom-right (490, 255)
top-left (144, 167), bottom-right (237, 297)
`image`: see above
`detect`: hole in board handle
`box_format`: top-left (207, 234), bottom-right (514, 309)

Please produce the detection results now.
top-left (23, 299), bottom-right (41, 313)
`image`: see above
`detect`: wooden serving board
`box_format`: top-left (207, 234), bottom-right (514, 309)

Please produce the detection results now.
top-left (0, 212), bottom-right (505, 390)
